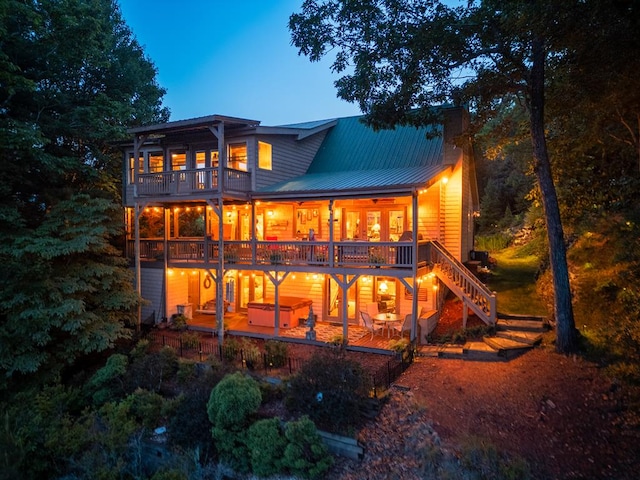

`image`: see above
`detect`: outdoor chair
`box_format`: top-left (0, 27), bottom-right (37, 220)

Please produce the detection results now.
top-left (360, 310), bottom-right (384, 339)
top-left (393, 314), bottom-right (412, 338)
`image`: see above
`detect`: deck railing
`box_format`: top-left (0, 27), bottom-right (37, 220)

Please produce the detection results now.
top-left (429, 240), bottom-right (497, 325)
top-left (129, 238), bottom-right (429, 269)
top-left (135, 167), bottom-right (251, 196)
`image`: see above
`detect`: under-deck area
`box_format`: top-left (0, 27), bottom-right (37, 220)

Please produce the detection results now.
top-left (185, 311), bottom-right (405, 352)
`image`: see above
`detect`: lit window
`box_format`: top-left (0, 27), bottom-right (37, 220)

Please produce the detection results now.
top-left (196, 151), bottom-right (206, 169)
top-left (149, 152), bottom-right (164, 173)
top-left (258, 141), bottom-right (272, 170)
top-left (228, 143), bottom-right (247, 171)
top-left (171, 151), bottom-right (186, 171)
top-left (128, 153), bottom-right (143, 183)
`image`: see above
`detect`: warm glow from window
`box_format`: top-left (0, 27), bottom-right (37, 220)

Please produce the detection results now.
top-left (149, 152), bottom-right (163, 173)
top-left (228, 143), bottom-right (247, 171)
top-left (258, 141), bottom-right (272, 170)
top-left (171, 151), bottom-right (186, 171)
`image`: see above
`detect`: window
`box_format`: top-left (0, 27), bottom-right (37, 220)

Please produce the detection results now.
top-left (195, 150), bottom-right (219, 169)
top-left (258, 141), bottom-right (272, 170)
top-left (228, 143), bottom-right (247, 171)
top-left (149, 152), bottom-right (164, 173)
top-left (171, 151), bottom-right (186, 171)
top-left (128, 153), bottom-right (143, 183)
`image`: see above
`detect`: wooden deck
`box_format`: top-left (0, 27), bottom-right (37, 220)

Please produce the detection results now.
top-left (186, 312), bottom-right (404, 352)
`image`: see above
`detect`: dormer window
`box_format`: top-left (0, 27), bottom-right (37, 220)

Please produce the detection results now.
top-left (228, 143), bottom-right (247, 171)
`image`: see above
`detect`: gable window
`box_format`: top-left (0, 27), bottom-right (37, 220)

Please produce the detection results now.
top-left (228, 143), bottom-right (247, 171)
top-left (171, 151), bottom-right (186, 171)
top-left (149, 152), bottom-right (164, 173)
top-left (258, 141), bottom-right (272, 170)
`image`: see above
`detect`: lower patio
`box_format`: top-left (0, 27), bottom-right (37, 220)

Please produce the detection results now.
top-left (184, 311), bottom-right (406, 352)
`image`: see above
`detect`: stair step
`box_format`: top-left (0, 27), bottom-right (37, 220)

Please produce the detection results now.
top-left (463, 341), bottom-right (505, 361)
top-left (495, 330), bottom-right (543, 345)
top-left (418, 345), bottom-right (464, 358)
top-left (483, 335), bottom-right (533, 352)
top-left (496, 318), bottom-right (547, 333)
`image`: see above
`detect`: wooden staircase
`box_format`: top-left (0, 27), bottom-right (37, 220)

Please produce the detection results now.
top-left (418, 314), bottom-right (549, 361)
top-left (429, 241), bottom-right (497, 326)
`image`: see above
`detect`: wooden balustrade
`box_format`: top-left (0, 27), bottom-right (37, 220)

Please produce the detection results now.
top-left (129, 239), bottom-right (418, 269)
top-left (135, 167), bottom-right (251, 197)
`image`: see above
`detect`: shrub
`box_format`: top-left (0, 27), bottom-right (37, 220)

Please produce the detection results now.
top-left (245, 418), bottom-right (287, 477)
top-left (265, 340), bottom-right (288, 368)
top-left (286, 351), bottom-right (371, 433)
top-left (220, 337), bottom-right (240, 362)
top-left (86, 353), bottom-right (128, 405)
top-left (180, 331), bottom-right (200, 350)
top-left (207, 372), bottom-right (262, 429)
top-left (207, 372), bottom-right (262, 473)
top-left (126, 346), bottom-right (178, 393)
top-left (282, 416), bottom-right (333, 479)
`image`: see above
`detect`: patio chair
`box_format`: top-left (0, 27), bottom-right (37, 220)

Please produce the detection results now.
top-left (360, 310), bottom-right (384, 339)
top-left (393, 314), bottom-right (412, 338)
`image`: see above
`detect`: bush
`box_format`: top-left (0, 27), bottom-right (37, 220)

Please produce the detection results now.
top-left (126, 346), bottom-right (179, 393)
top-left (207, 372), bottom-right (262, 473)
top-left (286, 351), bottom-right (371, 433)
top-left (240, 338), bottom-right (261, 370)
top-left (180, 331), bottom-right (200, 350)
top-left (86, 353), bottom-right (128, 405)
top-left (459, 436), bottom-right (531, 479)
top-left (282, 416), bottom-right (333, 479)
top-left (265, 340), bottom-right (288, 368)
top-left (245, 418), bottom-right (287, 477)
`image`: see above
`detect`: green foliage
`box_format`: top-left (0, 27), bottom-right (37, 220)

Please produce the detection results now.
top-left (240, 337), bottom-right (261, 370)
top-left (475, 232), bottom-right (513, 252)
top-left (126, 346), bottom-right (179, 393)
top-left (286, 351), bottom-right (371, 433)
top-left (170, 314), bottom-right (188, 331)
top-left (207, 372), bottom-right (261, 430)
top-left (86, 353), bottom-right (129, 405)
top-left (245, 418), bottom-right (287, 477)
top-left (282, 416), bottom-right (333, 479)
top-left (265, 339), bottom-right (289, 368)
top-left (0, 0), bottom-right (168, 387)
top-left (207, 372), bottom-right (262, 472)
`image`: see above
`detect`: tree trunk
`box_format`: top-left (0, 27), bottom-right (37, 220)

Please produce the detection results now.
top-left (529, 37), bottom-right (578, 353)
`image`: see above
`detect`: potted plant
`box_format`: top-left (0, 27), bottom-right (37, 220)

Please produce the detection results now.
top-left (170, 314), bottom-right (188, 331)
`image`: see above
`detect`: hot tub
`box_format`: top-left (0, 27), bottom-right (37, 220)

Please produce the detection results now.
top-left (247, 296), bottom-right (313, 329)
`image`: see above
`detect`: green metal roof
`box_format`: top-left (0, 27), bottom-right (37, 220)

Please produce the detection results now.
top-left (308, 115), bottom-right (443, 173)
top-left (257, 114), bottom-right (446, 198)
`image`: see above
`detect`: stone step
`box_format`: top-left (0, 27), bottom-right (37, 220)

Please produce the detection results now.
top-left (418, 345), bottom-right (464, 358)
top-left (495, 330), bottom-right (543, 345)
top-left (496, 318), bottom-right (547, 333)
top-left (483, 335), bottom-right (532, 350)
top-left (462, 341), bottom-right (505, 361)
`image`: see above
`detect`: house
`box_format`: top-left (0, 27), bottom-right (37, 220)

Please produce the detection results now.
top-left (122, 106), bottom-right (496, 349)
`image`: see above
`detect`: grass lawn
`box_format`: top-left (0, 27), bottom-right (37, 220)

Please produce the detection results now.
top-left (486, 246), bottom-right (548, 317)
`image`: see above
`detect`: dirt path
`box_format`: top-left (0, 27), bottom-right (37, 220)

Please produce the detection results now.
top-left (332, 345), bottom-right (639, 479)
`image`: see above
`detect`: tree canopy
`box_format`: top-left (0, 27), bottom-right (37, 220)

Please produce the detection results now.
top-left (0, 0), bottom-right (169, 386)
top-left (290, 0), bottom-right (640, 353)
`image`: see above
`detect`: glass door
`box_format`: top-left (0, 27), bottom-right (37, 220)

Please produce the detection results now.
top-left (326, 276), bottom-right (358, 324)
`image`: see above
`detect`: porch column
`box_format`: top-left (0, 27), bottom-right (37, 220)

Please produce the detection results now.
top-left (411, 190), bottom-right (419, 342)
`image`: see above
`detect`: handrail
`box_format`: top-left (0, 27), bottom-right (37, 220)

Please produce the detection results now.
top-left (135, 167), bottom-right (252, 196)
top-left (429, 240), bottom-right (496, 325)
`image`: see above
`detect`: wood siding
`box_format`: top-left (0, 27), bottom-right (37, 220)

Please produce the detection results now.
top-left (253, 131), bottom-right (328, 190)
top-left (140, 267), bottom-right (164, 322)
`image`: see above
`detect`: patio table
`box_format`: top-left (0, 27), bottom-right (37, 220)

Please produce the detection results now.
top-left (374, 313), bottom-right (402, 338)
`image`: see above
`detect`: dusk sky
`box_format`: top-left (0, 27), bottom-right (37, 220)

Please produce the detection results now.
top-left (119, 0), bottom-right (362, 126)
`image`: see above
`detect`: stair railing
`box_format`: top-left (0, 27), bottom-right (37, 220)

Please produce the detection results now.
top-left (429, 241), bottom-right (497, 325)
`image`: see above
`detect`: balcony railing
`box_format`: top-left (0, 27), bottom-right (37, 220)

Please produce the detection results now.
top-left (135, 167), bottom-right (251, 197)
top-left (128, 239), bottom-right (426, 269)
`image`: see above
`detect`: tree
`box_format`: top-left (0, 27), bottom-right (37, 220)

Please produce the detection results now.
top-left (289, 0), bottom-right (595, 352)
top-left (0, 0), bottom-right (169, 385)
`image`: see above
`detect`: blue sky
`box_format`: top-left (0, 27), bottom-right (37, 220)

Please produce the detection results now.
top-left (119, 0), bottom-right (362, 125)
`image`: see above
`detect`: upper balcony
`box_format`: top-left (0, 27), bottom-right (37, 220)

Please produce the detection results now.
top-left (135, 167), bottom-right (252, 199)
top-left (127, 238), bottom-right (431, 272)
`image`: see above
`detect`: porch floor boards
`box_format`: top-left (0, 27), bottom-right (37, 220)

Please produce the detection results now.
top-left (187, 312), bottom-right (402, 351)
